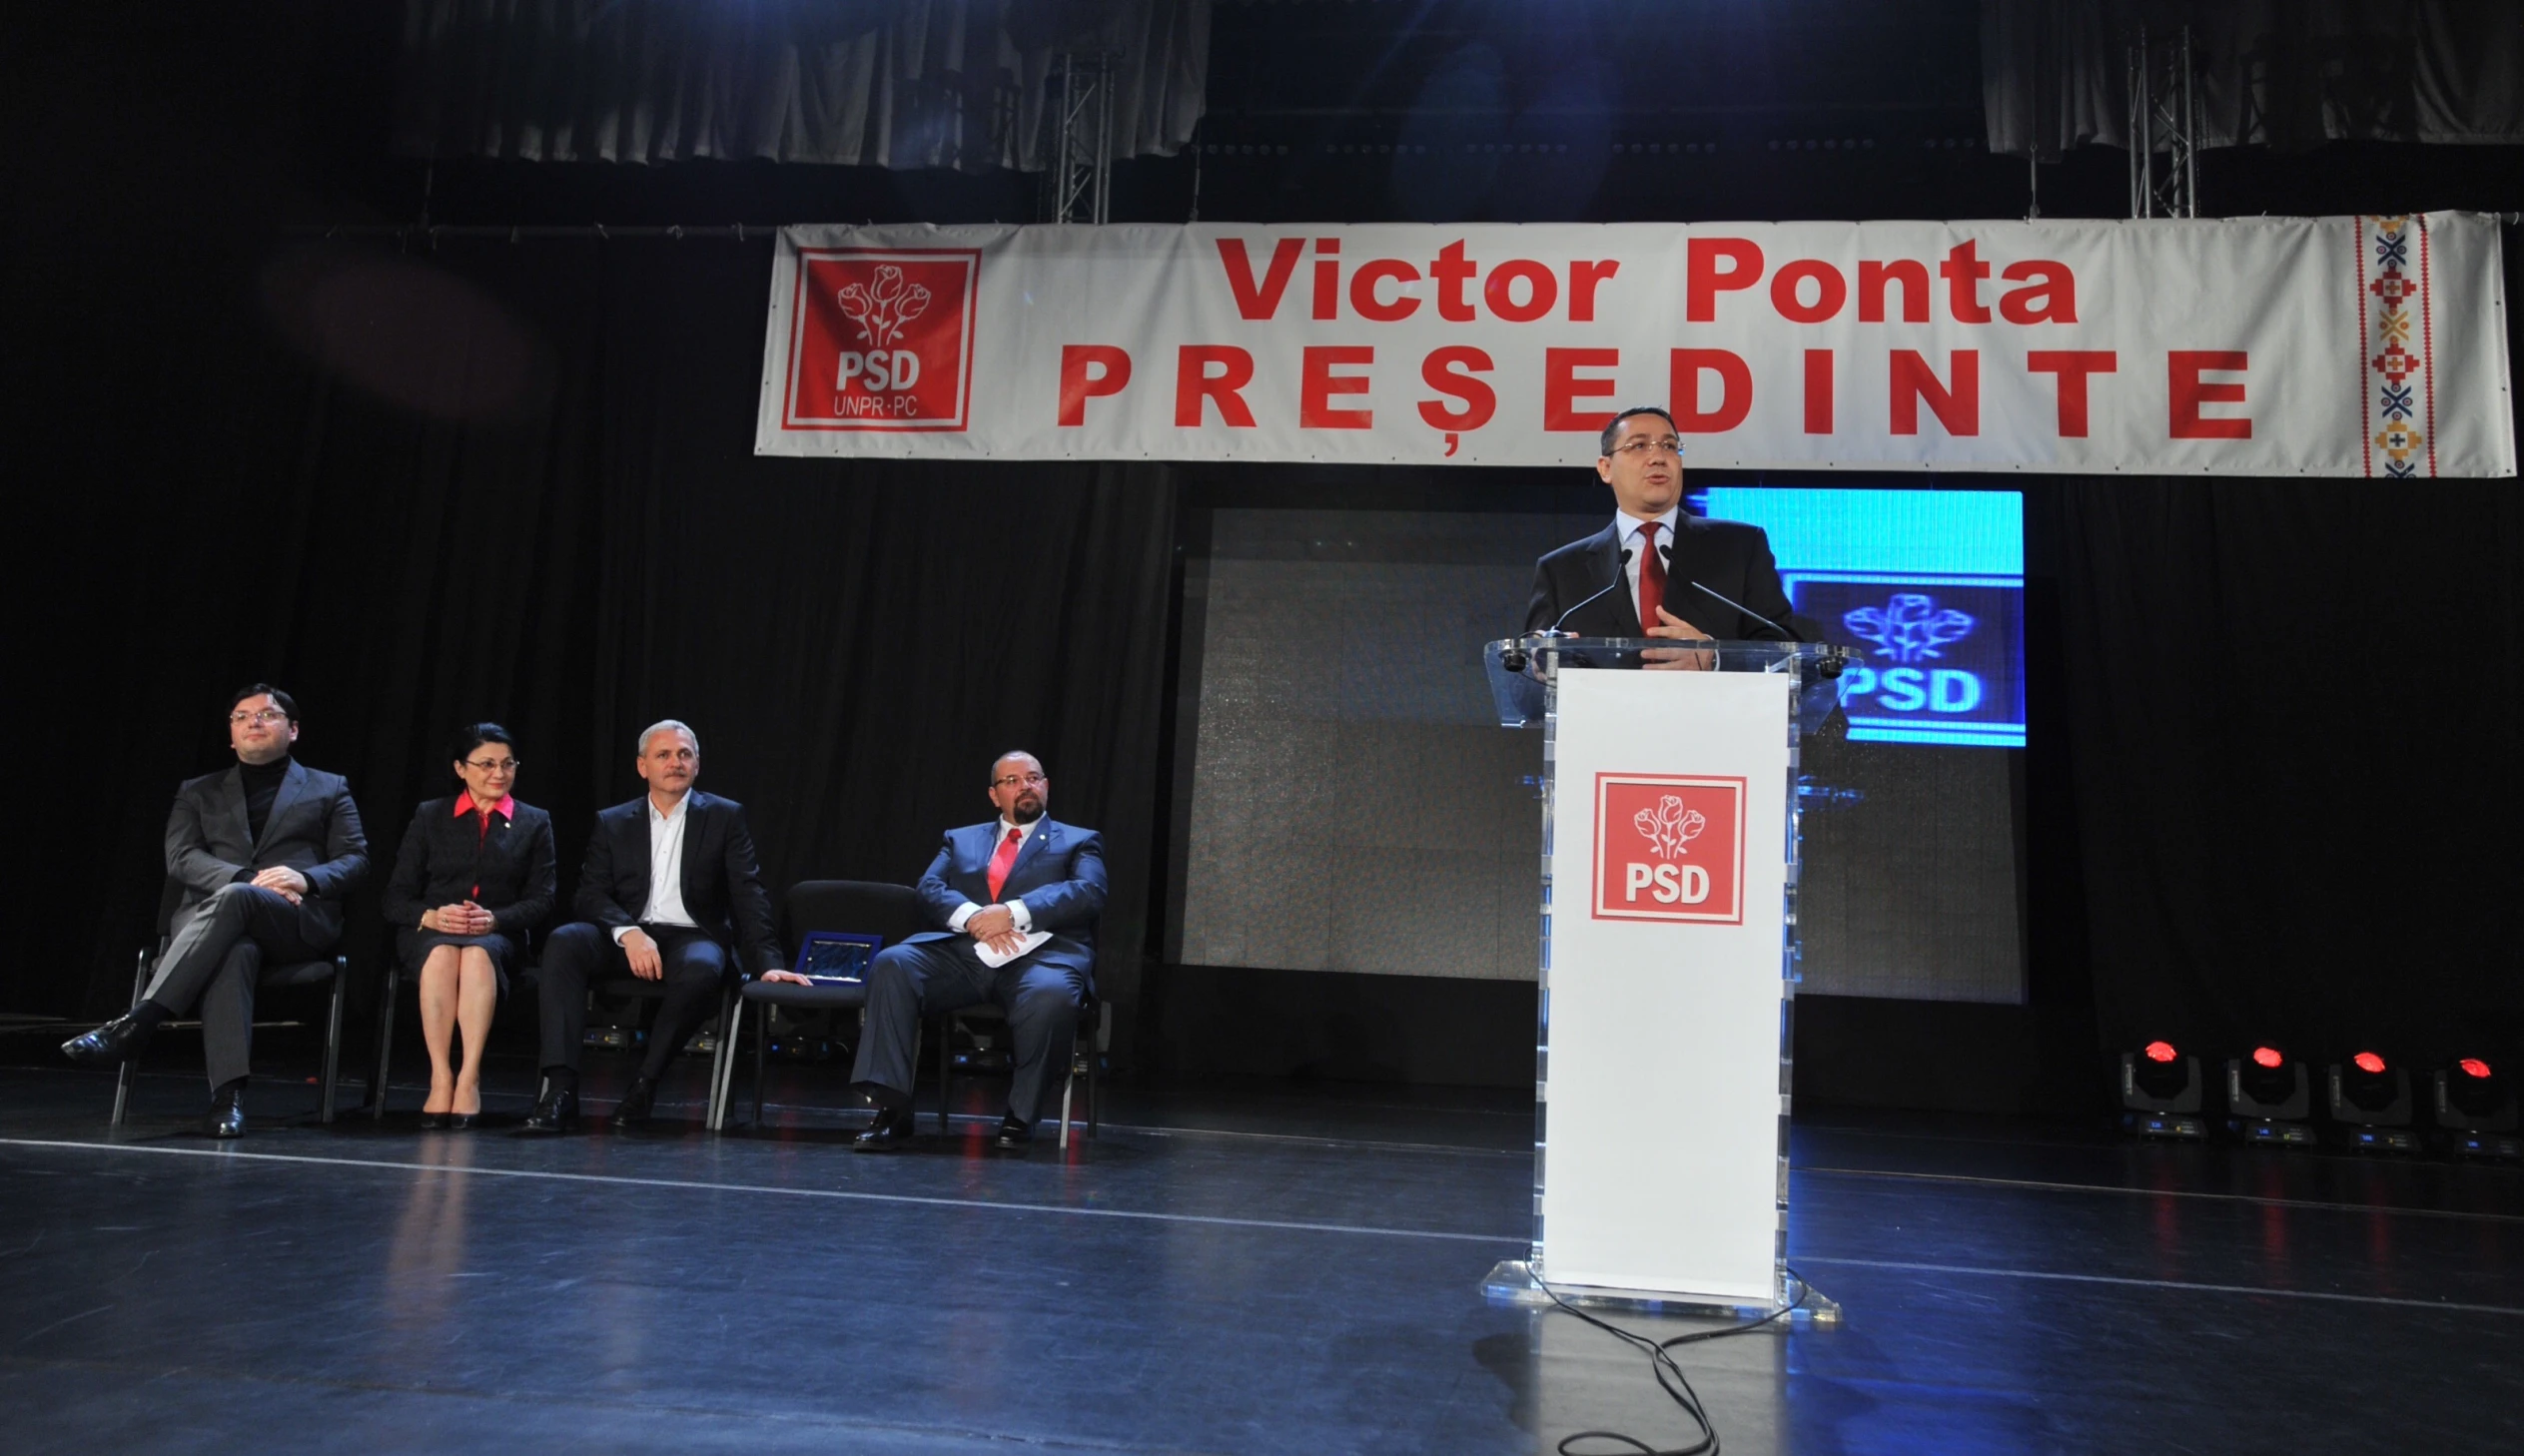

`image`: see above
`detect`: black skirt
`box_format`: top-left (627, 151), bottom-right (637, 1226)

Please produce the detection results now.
top-left (394, 930), bottom-right (520, 997)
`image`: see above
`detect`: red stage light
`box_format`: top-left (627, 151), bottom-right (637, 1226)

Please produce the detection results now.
top-left (2458, 1058), bottom-right (2492, 1080)
top-left (2251, 1046), bottom-right (2284, 1070)
top-left (2352, 1051), bottom-right (2386, 1075)
top-left (2143, 1041), bottom-right (2177, 1064)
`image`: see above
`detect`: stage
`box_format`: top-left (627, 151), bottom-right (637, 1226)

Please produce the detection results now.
top-left (1, 1041), bottom-right (2516, 1455)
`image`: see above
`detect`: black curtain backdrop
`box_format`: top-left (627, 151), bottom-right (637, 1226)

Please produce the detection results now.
top-left (22, 224), bottom-right (2522, 1092)
top-left (2054, 475), bottom-right (2524, 1062)
top-left (37, 236), bottom-right (1176, 1041)
top-left (23, 225), bottom-right (2524, 1089)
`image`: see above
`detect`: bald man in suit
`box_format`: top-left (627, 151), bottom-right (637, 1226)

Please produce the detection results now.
top-left (837, 751), bottom-right (1105, 1153)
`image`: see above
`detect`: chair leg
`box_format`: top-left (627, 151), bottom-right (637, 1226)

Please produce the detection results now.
top-left (936, 1014), bottom-right (953, 1133)
top-left (1058, 1069), bottom-right (1075, 1150)
top-left (111, 947), bottom-right (151, 1128)
top-left (373, 964), bottom-right (401, 1121)
top-left (752, 1001), bottom-right (770, 1127)
top-left (320, 956), bottom-right (346, 1124)
top-left (706, 988), bottom-right (738, 1131)
top-left (1089, 1003), bottom-right (1108, 1138)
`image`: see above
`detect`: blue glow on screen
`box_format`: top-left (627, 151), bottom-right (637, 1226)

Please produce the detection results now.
top-left (1700, 487), bottom-right (2027, 750)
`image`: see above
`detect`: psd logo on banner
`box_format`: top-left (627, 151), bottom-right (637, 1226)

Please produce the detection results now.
top-left (779, 249), bottom-right (978, 431)
top-left (1591, 773), bottom-right (1746, 925)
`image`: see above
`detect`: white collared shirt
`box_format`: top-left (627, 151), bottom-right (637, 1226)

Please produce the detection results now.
top-left (613, 792), bottom-right (701, 944)
top-left (1615, 506), bottom-right (1681, 625)
top-left (947, 817), bottom-right (1040, 933)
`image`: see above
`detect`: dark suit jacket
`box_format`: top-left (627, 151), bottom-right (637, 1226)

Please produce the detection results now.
top-left (1524, 515), bottom-right (1805, 641)
top-left (912, 818), bottom-right (1107, 983)
top-left (165, 760), bottom-right (371, 946)
top-left (382, 796), bottom-right (557, 938)
top-left (572, 791), bottom-right (782, 974)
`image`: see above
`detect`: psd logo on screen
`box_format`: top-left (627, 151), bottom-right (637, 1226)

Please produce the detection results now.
top-left (779, 249), bottom-right (978, 431)
top-left (1591, 774), bottom-right (1746, 925)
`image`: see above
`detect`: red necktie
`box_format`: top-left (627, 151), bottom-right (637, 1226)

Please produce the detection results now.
top-left (986, 826), bottom-right (1024, 900)
top-left (1635, 520), bottom-right (1666, 634)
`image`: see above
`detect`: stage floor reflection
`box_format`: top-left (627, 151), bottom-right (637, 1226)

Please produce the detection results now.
top-left (1, 1051), bottom-right (2516, 1455)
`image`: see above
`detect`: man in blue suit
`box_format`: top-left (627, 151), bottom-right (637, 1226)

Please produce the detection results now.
top-left (848, 750), bottom-right (1106, 1152)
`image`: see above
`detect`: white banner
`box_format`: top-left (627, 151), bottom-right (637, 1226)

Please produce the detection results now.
top-left (757, 215), bottom-right (2514, 477)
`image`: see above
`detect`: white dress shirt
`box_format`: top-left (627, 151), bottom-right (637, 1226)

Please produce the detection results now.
top-left (947, 818), bottom-right (1040, 934)
top-left (613, 792), bottom-right (702, 944)
top-left (1615, 506), bottom-right (1680, 629)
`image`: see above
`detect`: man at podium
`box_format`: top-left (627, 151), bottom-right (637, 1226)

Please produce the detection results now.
top-left (1524, 406), bottom-right (1804, 658)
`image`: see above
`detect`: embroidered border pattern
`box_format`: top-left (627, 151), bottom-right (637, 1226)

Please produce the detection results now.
top-left (2360, 215), bottom-right (2434, 478)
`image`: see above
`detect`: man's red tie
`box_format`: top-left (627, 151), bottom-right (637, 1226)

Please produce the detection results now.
top-left (1635, 520), bottom-right (1666, 634)
top-left (986, 826), bottom-right (1024, 900)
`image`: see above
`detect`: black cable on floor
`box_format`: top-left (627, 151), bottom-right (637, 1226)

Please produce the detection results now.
top-left (1538, 1265), bottom-right (1812, 1456)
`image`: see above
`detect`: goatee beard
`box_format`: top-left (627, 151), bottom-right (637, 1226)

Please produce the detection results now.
top-left (1011, 801), bottom-right (1044, 826)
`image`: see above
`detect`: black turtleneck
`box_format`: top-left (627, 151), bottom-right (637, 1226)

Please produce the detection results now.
top-left (240, 756), bottom-right (292, 842)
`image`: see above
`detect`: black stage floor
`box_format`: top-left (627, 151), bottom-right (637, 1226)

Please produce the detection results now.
top-left (0, 1036), bottom-right (2518, 1454)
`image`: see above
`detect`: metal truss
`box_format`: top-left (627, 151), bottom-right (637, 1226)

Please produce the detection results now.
top-left (2126, 24), bottom-right (2198, 219)
top-left (1047, 52), bottom-right (1116, 225)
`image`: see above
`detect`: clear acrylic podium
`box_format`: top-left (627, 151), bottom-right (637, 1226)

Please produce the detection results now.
top-left (1478, 634), bottom-right (1847, 1323)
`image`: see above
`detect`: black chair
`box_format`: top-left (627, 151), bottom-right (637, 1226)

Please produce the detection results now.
top-left (708, 880), bottom-right (922, 1131)
top-left (111, 878), bottom-right (349, 1127)
top-left (939, 996), bottom-right (1108, 1149)
top-left (370, 946), bottom-right (539, 1120)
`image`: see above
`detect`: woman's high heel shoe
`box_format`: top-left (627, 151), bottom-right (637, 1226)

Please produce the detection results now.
top-left (418, 1110), bottom-right (448, 1129)
top-left (446, 1111), bottom-right (480, 1129)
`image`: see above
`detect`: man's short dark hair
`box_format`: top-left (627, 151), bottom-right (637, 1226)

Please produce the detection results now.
top-left (450, 722), bottom-right (513, 763)
top-left (228, 683), bottom-right (298, 722)
top-left (1599, 406), bottom-right (1679, 458)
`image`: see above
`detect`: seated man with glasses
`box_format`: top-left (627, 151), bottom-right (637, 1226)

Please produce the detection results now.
top-left (380, 723), bottom-right (556, 1128)
top-left (1524, 406), bottom-right (1804, 666)
top-left (63, 684), bottom-right (371, 1137)
top-left (833, 750), bottom-right (1106, 1153)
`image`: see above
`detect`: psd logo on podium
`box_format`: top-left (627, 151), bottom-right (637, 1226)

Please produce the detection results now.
top-left (778, 249), bottom-right (979, 432)
top-left (1591, 773), bottom-right (1746, 925)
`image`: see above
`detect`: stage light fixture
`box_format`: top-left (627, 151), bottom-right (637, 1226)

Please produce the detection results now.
top-left (2432, 1055), bottom-right (2521, 1159)
top-left (2117, 1039), bottom-right (2203, 1139)
top-left (2326, 1049), bottom-right (2418, 1153)
top-left (2222, 1044), bottom-right (2315, 1146)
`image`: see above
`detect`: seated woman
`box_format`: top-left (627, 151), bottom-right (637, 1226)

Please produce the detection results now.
top-left (382, 724), bottom-right (556, 1127)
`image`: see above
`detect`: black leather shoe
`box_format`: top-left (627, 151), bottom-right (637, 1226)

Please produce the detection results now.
top-left (203, 1088), bottom-right (246, 1139)
top-left (417, 1110), bottom-right (448, 1130)
top-left (518, 1086), bottom-right (579, 1134)
top-left (612, 1075), bottom-right (659, 1126)
top-left (446, 1113), bottom-right (480, 1130)
top-left (994, 1114), bottom-right (1034, 1151)
top-left (852, 1103), bottom-right (916, 1152)
top-left (63, 1014), bottom-right (155, 1068)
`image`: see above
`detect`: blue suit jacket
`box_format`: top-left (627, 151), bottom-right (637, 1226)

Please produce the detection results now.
top-left (911, 818), bottom-right (1107, 982)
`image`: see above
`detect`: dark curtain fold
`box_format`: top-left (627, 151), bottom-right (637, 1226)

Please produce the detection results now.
top-left (394, 0), bottom-right (1210, 169)
top-left (2053, 472), bottom-right (2524, 1058)
top-left (1984, 0), bottom-right (2524, 156)
top-left (62, 236), bottom-right (1177, 1040)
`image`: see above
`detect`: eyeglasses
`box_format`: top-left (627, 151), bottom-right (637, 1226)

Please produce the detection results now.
top-left (1610, 436), bottom-right (1686, 458)
top-left (229, 709), bottom-right (290, 726)
top-left (462, 758), bottom-right (521, 774)
top-left (992, 772), bottom-right (1048, 789)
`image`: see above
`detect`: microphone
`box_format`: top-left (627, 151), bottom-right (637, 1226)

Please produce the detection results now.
top-left (1688, 579), bottom-right (1802, 643)
top-left (1502, 549), bottom-right (1631, 673)
top-left (1551, 549), bottom-right (1633, 632)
